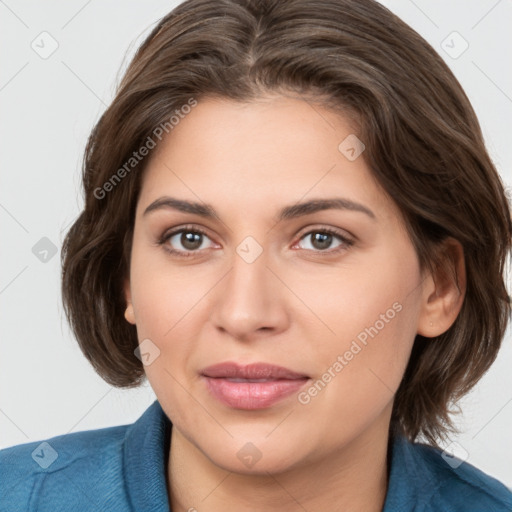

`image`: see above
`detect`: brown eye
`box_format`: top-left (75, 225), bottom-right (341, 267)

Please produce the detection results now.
top-left (297, 229), bottom-right (353, 252)
top-left (161, 227), bottom-right (215, 255)
top-left (179, 231), bottom-right (203, 250)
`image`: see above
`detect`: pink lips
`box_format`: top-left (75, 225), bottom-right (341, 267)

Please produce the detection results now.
top-left (201, 362), bottom-right (309, 410)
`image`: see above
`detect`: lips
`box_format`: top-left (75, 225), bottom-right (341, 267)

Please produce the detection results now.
top-left (201, 362), bottom-right (308, 380)
top-left (200, 362), bottom-right (310, 410)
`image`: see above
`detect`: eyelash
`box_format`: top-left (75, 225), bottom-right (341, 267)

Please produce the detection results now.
top-left (157, 224), bottom-right (354, 258)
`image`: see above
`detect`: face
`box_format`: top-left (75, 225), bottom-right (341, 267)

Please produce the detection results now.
top-left (124, 94), bottom-right (428, 474)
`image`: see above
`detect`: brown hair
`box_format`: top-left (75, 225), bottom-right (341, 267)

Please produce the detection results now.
top-left (61, 0), bottom-right (511, 446)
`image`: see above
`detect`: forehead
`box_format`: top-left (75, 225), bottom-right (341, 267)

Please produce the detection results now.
top-left (137, 95), bottom-right (401, 225)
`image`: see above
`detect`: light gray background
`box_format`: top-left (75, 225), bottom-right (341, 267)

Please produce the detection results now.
top-left (1, 0), bottom-right (511, 489)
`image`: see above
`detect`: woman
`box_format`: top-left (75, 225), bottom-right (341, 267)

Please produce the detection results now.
top-left (1, 0), bottom-right (511, 510)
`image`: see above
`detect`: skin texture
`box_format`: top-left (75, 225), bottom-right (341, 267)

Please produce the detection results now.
top-left (124, 94), bottom-right (466, 512)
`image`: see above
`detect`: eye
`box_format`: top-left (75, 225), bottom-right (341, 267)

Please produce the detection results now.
top-left (159, 225), bottom-right (216, 257)
top-left (295, 228), bottom-right (354, 253)
top-left (158, 225), bottom-right (354, 258)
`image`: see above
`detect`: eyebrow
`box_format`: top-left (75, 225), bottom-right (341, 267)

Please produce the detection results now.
top-left (143, 196), bottom-right (376, 222)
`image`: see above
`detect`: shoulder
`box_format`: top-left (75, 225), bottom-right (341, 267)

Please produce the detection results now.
top-left (0, 423), bottom-right (131, 511)
top-left (391, 436), bottom-right (512, 512)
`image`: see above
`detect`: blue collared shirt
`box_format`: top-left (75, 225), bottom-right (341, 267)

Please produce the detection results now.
top-left (1, 400), bottom-right (511, 511)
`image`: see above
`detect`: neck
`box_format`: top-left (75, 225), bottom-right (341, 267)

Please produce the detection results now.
top-left (167, 411), bottom-right (392, 512)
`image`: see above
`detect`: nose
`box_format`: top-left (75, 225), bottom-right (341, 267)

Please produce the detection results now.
top-left (210, 241), bottom-right (290, 341)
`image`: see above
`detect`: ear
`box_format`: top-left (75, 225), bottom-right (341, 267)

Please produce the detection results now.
top-left (417, 238), bottom-right (466, 338)
top-left (123, 277), bottom-right (136, 325)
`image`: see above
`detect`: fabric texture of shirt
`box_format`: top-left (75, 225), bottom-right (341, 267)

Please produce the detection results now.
top-left (1, 399), bottom-right (511, 511)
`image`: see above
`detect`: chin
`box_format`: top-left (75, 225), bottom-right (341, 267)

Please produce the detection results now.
top-left (200, 435), bottom-right (309, 476)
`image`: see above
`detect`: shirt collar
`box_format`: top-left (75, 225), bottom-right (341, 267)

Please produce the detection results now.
top-left (124, 399), bottom-right (172, 512)
top-left (383, 432), bottom-right (440, 511)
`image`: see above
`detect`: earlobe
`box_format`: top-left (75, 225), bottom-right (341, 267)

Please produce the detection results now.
top-left (124, 303), bottom-right (136, 325)
top-left (123, 278), bottom-right (136, 325)
top-left (417, 238), bottom-right (466, 338)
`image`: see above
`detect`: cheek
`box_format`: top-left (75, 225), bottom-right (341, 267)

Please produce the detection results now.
top-left (129, 240), bottom-right (210, 337)
top-left (128, 246), bottom-right (201, 393)
top-left (290, 251), bottom-right (418, 346)
top-left (296, 243), bottom-right (421, 393)
top-left (294, 270), bottom-right (419, 443)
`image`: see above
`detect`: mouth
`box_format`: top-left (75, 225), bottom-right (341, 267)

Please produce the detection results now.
top-left (200, 362), bottom-right (310, 410)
